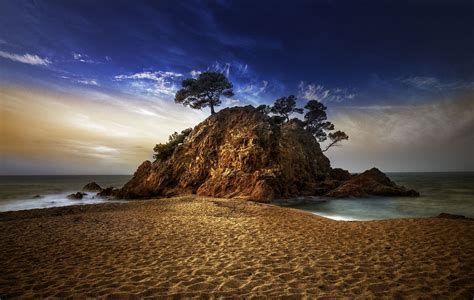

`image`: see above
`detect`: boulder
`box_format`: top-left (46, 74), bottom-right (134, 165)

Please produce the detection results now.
top-left (82, 182), bottom-right (103, 192)
top-left (97, 187), bottom-right (117, 197)
top-left (118, 106), bottom-right (331, 202)
top-left (67, 192), bottom-right (86, 200)
top-left (325, 168), bottom-right (419, 197)
top-left (328, 168), bottom-right (352, 181)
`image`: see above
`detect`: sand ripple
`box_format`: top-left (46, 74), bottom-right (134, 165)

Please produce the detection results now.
top-left (0, 196), bottom-right (473, 298)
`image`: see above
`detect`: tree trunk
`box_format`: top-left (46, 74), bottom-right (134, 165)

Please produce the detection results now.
top-left (210, 102), bottom-right (215, 114)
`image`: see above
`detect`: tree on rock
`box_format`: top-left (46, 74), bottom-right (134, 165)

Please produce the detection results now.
top-left (270, 95), bottom-right (304, 122)
top-left (304, 100), bottom-right (348, 151)
top-left (304, 100), bottom-right (334, 142)
top-left (175, 72), bottom-right (234, 115)
top-left (323, 130), bottom-right (349, 152)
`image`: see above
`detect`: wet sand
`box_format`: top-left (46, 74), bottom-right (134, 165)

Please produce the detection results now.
top-left (0, 196), bottom-right (473, 298)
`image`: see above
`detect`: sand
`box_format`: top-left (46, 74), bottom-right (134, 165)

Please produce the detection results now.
top-left (0, 196), bottom-right (473, 299)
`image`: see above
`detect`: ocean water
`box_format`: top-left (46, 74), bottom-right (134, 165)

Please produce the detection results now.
top-left (0, 173), bottom-right (473, 220)
top-left (0, 175), bottom-right (131, 212)
top-left (291, 172), bottom-right (474, 220)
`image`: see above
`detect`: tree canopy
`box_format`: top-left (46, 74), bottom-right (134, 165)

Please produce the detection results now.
top-left (303, 100), bottom-right (334, 142)
top-left (270, 95), bottom-right (304, 122)
top-left (175, 72), bottom-right (234, 114)
top-left (323, 130), bottom-right (349, 152)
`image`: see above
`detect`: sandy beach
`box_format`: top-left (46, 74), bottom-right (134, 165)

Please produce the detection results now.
top-left (0, 196), bottom-right (473, 298)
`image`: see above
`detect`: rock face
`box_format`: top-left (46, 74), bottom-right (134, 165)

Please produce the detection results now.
top-left (325, 168), bottom-right (419, 197)
top-left (118, 106), bottom-right (331, 202)
top-left (97, 187), bottom-right (117, 197)
top-left (82, 182), bottom-right (103, 192)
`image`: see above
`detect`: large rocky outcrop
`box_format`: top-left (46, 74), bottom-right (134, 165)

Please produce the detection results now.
top-left (118, 106), bottom-right (418, 202)
top-left (118, 106), bottom-right (331, 202)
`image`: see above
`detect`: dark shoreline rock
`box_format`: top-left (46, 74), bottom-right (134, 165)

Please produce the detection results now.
top-left (67, 192), bottom-right (86, 200)
top-left (324, 168), bottom-right (419, 198)
top-left (436, 213), bottom-right (472, 220)
top-left (97, 187), bottom-right (118, 198)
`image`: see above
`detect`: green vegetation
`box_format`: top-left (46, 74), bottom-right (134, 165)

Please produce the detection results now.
top-left (153, 128), bottom-right (192, 160)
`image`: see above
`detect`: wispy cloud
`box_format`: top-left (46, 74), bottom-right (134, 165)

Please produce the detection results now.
top-left (115, 71), bottom-right (183, 97)
top-left (208, 62), bottom-right (231, 77)
top-left (76, 79), bottom-right (99, 86)
top-left (237, 80), bottom-right (268, 97)
top-left (72, 52), bottom-right (96, 63)
top-left (298, 82), bottom-right (356, 103)
top-left (397, 76), bottom-right (474, 91)
top-left (190, 70), bottom-right (202, 78)
top-left (0, 50), bottom-right (51, 66)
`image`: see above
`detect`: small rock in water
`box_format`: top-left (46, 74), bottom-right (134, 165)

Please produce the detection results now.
top-left (67, 192), bottom-right (85, 200)
top-left (82, 182), bottom-right (103, 192)
top-left (32, 195), bottom-right (42, 199)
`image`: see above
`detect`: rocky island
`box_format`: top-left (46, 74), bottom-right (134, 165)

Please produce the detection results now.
top-left (116, 106), bottom-right (418, 201)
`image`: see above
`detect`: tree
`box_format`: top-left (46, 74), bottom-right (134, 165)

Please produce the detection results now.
top-left (322, 130), bottom-right (349, 152)
top-left (304, 100), bottom-right (349, 151)
top-left (303, 100), bottom-right (334, 142)
top-left (153, 128), bottom-right (192, 160)
top-left (270, 95), bottom-right (304, 122)
top-left (175, 72), bottom-right (234, 115)
top-left (256, 104), bottom-right (271, 115)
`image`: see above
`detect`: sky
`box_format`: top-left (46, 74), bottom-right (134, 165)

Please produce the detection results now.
top-left (1, 0), bottom-right (473, 174)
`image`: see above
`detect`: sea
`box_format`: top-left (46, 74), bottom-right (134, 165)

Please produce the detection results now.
top-left (0, 173), bottom-right (473, 220)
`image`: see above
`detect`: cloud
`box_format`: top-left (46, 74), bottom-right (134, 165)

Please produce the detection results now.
top-left (76, 79), bottom-right (99, 86)
top-left (115, 71), bottom-right (183, 97)
top-left (397, 76), bottom-right (474, 91)
top-left (190, 70), bottom-right (202, 78)
top-left (208, 62), bottom-right (231, 77)
top-left (237, 80), bottom-right (268, 97)
top-left (327, 94), bottom-right (474, 172)
top-left (72, 52), bottom-right (96, 63)
top-left (0, 50), bottom-right (51, 66)
top-left (105, 56), bottom-right (112, 61)
top-left (298, 82), bottom-right (355, 103)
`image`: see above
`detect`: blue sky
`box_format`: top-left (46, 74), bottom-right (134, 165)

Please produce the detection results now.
top-left (1, 0), bottom-right (473, 174)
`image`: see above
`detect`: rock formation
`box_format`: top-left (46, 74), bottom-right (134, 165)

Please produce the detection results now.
top-left (82, 182), bottom-right (103, 192)
top-left (325, 168), bottom-right (419, 197)
top-left (118, 106), bottom-right (330, 202)
top-left (118, 106), bottom-right (418, 202)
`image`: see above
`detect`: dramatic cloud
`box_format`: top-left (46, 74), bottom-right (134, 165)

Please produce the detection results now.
top-left (327, 94), bottom-right (474, 172)
top-left (1, 85), bottom-right (207, 174)
top-left (115, 71), bottom-right (183, 97)
top-left (0, 50), bottom-right (50, 66)
top-left (298, 82), bottom-right (355, 103)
